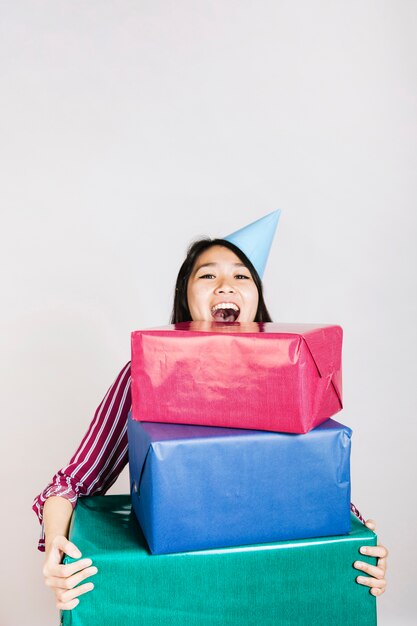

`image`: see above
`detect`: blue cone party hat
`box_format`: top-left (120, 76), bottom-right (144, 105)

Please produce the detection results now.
top-left (224, 210), bottom-right (281, 279)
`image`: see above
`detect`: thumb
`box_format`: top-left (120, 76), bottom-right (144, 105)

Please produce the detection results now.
top-left (50, 535), bottom-right (82, 562)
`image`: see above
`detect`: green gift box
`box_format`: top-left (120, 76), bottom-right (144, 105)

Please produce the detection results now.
top-left (62, 495), bottom-right (377, 626)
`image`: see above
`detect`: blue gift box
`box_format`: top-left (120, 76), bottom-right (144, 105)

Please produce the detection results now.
top-left (127, 413), bottom-right (352, 554)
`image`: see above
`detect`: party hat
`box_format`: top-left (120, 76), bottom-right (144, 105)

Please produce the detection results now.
top-left (224, 210), bottom-right (281, 278)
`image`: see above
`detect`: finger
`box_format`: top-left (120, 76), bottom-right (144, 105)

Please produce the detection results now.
top-left (364, 519), bottom-right (376, 531)
top-left (46, 558), bottom-right (93, 579)
top-left (371, 587), bottom-right (386, 597)
top-left (353, 561), bottom-right (385, 579)
top-left (56, 581), bottom-right (95, 604)
top-left (56, 598), bottom-right (80, 611)
top-left (52, 536), bottom-right (82, 560)
top-left (356, 576), bottom-right (386, 590)
top-left (360, 545), bottom-right (388, 559)
top-left (45, 566), bottom-right (98, 591)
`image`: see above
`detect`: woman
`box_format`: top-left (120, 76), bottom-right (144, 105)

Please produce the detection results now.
top-left (34, 238), bottom-right (388, 611)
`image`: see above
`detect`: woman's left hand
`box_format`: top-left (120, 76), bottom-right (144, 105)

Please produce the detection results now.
top-left (354, 519), bottom-right (388, 596)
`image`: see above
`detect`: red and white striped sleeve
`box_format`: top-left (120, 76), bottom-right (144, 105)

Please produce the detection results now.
top-left (32, 361), bottom-right (132, 552)
top-left (350, 502), bottom-right (365, 523)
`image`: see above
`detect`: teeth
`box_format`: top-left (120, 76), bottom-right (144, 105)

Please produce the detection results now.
top-left (211, 302), bottom-right (240, 313)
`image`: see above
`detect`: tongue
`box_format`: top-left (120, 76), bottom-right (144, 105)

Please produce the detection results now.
top-left (212, 308), bottom-right (238, 322)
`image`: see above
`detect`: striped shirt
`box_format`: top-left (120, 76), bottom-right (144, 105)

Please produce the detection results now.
top-left (32, 361), bottom-right (365, 551)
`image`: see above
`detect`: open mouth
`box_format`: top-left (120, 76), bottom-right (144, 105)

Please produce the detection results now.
top-left (211, 302), bottom-right (240, 323)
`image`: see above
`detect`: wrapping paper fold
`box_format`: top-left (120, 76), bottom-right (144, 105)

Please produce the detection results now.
top-left (62, 495), bottom-right (377, 626)
top-left (128, 414), bottom-right (352, 554)
top-left (131, 322), bottom-right (343, 433)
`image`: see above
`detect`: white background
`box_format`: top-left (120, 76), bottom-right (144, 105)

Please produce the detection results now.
top-left (1, 1), bottom-right (416, 625)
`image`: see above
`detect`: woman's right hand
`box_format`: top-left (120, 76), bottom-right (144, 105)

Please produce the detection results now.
top-left (43, 535), bottom-right (98, 611)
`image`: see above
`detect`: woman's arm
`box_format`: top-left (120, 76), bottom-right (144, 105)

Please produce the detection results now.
top-left (32, 361), bottom-right (132, 550)
top-left (42, 497), bottom-right (98, 611)
top-left (43, 496), bottom-right (73, 554)
top-left (34, 361), bottom-right (132, 610)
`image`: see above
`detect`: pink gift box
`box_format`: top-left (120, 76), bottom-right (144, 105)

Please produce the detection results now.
top-left (131, 322), bottom-right (343, 434)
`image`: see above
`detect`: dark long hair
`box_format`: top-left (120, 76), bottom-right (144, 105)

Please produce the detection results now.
top-left (170, 238), bottom-right (273, 323)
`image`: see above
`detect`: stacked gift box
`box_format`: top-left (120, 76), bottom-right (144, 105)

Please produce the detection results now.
top-left (63, 321), bottom-right (377, 625)
top-left (127, 321), bottom-right (376, 622)
top-left (128, 321), bottom-right (350, 553)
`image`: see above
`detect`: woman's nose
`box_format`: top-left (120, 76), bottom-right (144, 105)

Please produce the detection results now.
top-left (214, 279), bottom-right (235, 294)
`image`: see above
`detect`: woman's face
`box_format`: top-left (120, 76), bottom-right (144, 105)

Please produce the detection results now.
top-left (186, 245), bottom-right (259, 323)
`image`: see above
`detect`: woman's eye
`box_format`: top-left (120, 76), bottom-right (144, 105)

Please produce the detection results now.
top-left (198, 273), bottom-right (250, 280)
